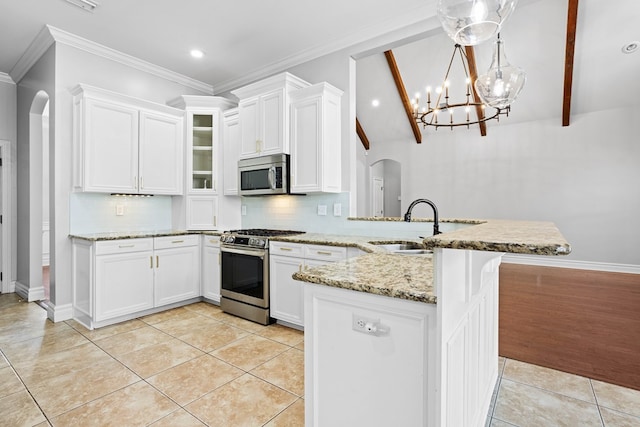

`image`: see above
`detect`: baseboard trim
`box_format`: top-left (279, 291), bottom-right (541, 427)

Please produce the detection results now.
top-left (46, 302), bottom-right (73, 322)
top-left (14, 281), bottom-right (46, 302)
top-left (502, 255), bottom-right (640, 275)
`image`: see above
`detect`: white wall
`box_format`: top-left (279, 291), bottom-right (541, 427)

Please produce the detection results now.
top-left (17, 45), bottom-right (55, 298)
top-left (0, 77), bottom-right (17, 286)
top-left (363, 106), bottom-right (640, 265)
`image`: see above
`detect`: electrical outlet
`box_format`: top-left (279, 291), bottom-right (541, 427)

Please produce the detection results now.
top-left (317, 205), bottom-right (327, 216)
top-left (241, 205), bottom-right (247, 216)
top-left (352, 313), bottom-right (389, 336)
top-left (115, 204), bottom-right (124, 216)
top-left (333, 203), bottom-right (342, 216)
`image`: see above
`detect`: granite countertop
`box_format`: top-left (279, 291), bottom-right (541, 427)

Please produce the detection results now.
top-left (274, 218), bottom-right (571, 256)
top-left (293, 253), bottom-right (436, 304)
top-left (289, 218), bottom-right (571, 305)
top-left (69, 229), bottom-right (222, 241)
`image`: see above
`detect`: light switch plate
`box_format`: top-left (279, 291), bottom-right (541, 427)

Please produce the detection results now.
top-left (115, 204), bottom-right (124, 216)
top-left (241, 205), bottom-right (247, 216)
top-left (333, 203), bottom-right (342, 216)
top-left (317, 205), bottom-right (327, 216)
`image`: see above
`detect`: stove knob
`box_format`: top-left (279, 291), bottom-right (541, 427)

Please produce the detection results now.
top-left (257, 238), bottom-right (266, 248)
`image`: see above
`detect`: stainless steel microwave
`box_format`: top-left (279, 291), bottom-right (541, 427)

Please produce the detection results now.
top-left (238, 154), bottom-right (290, 196)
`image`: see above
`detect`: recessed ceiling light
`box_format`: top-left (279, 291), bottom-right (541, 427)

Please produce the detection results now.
top-left (190, 49), bottom-right (205, 59)
top-left (372, 99), bottom-right (380, 107)
top-left (63, 0), bottom-right (98, 12)
top-left (622, 41), bottom-right (639, 54)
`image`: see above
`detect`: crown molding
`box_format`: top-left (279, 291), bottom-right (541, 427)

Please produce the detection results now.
top-left (0, 72), bottom-right (15, 85)
top-left (10, 25), bottom-right (55, 83)
top-left (214, 2), bottom-right (439, 93)
top-left (11, 25), bottom-right (214, 94)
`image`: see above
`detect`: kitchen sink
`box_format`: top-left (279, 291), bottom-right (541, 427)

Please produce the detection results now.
top-left (374, 243), bottom-right (423, 251)
top-left (373, 242), bottom-right (432, 255)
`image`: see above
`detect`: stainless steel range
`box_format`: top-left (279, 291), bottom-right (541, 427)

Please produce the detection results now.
top-left (220, 229), bottom-right (305, 325)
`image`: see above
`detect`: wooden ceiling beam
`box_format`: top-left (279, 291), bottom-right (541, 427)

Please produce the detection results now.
top-left (562, 0), bottom-right (579, 126)
top-left (355, 117), bottom-right (370, 150)
top-left (384, 50), bottom-right (422, 144)
top-left (464, 46), bottom-right (487, 137)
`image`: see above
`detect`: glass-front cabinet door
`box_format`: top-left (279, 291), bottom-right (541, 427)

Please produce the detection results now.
top-left (191, 114), bottom-right (215, 192)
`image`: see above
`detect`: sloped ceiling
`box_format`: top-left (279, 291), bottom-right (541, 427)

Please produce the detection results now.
top-left (356, 0), bottom-right (640, 145)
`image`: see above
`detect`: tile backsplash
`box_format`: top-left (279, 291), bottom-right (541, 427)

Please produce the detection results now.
top-left (70, 192), bottom-right (172, 234)
top-left (240, 192), bottom-right (465, 238)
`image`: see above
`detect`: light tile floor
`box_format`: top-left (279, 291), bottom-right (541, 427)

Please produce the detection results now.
top-left (1, 293), bottom-right (639, 426)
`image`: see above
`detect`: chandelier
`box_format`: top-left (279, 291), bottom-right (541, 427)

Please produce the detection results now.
top-left (413, 43), bottom-right (510, 131)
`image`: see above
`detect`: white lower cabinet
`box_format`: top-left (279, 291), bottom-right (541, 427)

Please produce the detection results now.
top-left (94, 239), bottom-right (154, 322)
top-left (201, 235), bottom-right (221, 302)
top-left (269, 242), bottom-right (348, 327)
top-left (154, 235), bottom-right (200, 307)
top-left (72, 234), bottom-right (200, 329)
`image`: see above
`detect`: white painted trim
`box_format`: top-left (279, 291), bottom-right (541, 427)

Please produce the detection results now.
top-left (48, 26), bottom-right (213, 94)
top-left (502, 254), bottom-right (640, 275)
top-left (46, 302), bottom-right (73, 322)
top-left (0, 141), bottom-right (12, 294)
top-left (214, 2), bottom-right (440, 93)
top-left (14, 281), bottom-right (45, 302)
top-left (10, 25), bottom-right (213, 94)
top-left (0, 73), bottom-right (14, 85)
top-left (10, 26), bottom-right (55, 83)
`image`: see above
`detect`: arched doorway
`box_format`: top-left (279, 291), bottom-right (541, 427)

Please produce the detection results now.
top-left (17, 91), bottom-right (50, 302)
top-left (369, 159), bottom-right (402, 217)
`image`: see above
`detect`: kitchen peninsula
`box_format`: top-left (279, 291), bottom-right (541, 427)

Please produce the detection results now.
top-left (289, 219), bottom-right (570, 427)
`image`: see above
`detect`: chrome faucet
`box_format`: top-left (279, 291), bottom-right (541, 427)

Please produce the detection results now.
top-left (403, 198), bottom-right (441, 235)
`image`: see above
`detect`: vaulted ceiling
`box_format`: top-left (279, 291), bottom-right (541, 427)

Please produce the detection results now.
top-left (1, 0), bottom-right (638, 146)
top-left (356, 0), bottom-right (640, 145)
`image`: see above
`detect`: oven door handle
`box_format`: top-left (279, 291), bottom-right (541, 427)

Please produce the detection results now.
top-left (221, 246), bottom-right (266, 259)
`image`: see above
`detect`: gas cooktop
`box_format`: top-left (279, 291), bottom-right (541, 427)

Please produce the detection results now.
top-left (221, 229), bottom-right (305, 249)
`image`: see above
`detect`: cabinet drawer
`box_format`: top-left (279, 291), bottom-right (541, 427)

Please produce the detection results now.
top-left (203, 235), bottom-right (221, 247)
top-left (154, 234), bottom-right (199, 250)
top-left (270, 241), bottom-right (304, 257)
top-left (304, 244), bottom-right (347, 261)
top-left (95, 238), bottom-right (154, 255)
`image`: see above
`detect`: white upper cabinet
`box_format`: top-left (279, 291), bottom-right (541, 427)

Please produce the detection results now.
top-left (72, 84), bottom-right (184, 195)
top-left (168, 95), bottom-right (237, 230)
top-left (231, 72), bottom-right (310, 159)
top-left (139, 110), bottom-right (184, 194)
top-left (222, 108), bottom-right (240, 195)
top-left (289, 82), bottom-right (343, 194)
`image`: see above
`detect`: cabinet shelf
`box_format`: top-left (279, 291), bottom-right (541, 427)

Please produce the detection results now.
top-left (193, 126), bottom-right (213, 132)
top-left (192, 146), bottom-right (213, 151)
top-left (193, 171), bottom-right (213, 176)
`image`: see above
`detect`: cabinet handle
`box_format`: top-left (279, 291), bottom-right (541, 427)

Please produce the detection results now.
top-left (256, 139), bottom-right (262, 153)
top-left (218, 253), bottom-right (221, 264)
top-left (299, 263), bottom-right (303, 272)
top-left (317, 251), bottom-right (333, 256)
top-left (171, 240), bottom-right (184, 244)
top-left (140, 176), bottom-right (144, 189)
top-left (209, 239), bottom-right (218, 244)
top-left (156, 255), bottom-right (159, 268)
top-left (119, 244), bottom-right (135, 248)
top-left (134, 176), bottom-right (138, 189)
top-left (213, 216), bottom-right (217, 227)
top-left (279, 247), bottom-right (293, 251)
top-left (150, 256), bottom-right (153, 268)
top-left (213, 180), bottom-right (217, 191)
